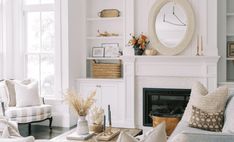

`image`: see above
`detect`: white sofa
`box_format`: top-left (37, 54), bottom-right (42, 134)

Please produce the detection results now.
top-left (168, 94), bottom-right (234, 142)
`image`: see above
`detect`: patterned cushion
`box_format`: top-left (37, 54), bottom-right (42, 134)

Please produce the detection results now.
top-left (9, 113), bottom-right (52, 123)
top-left (5, 105), bottom-right (51, 118)
top-left (189, 106), bottom-right (224, 132)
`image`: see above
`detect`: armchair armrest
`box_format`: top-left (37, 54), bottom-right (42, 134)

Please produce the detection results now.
top-left (171, 131), bottom-right (234, 142)
top-left (1, 101), bottom-right (5, 116)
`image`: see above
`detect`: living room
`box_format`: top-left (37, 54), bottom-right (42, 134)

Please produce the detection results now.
top-left (0, 0), bottom-right (234, 141)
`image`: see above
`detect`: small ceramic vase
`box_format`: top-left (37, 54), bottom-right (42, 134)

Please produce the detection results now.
top-left (77, 116), bottom-right (89, 135)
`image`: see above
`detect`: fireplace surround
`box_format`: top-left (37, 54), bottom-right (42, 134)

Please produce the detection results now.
top-left (121, 56), bottom-right (219, 128)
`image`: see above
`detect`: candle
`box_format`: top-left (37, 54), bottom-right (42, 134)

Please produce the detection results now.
top-left (196, 35), bottom-right (199, 56)
top-left (108, 105), bottom-right (112, 126)
top-left (201, 36), bottom-right (203, 56)
top-left (103, 115), bottom-right (106, 131)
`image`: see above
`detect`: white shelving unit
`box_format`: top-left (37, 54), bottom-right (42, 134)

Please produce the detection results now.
top-left (227, 13), bottom-right (234, 16)
top-left (86, 57), bottom-right (121, 60)
top-left (86, 17), bottom-right (124, 22)
top-left (86, 36), bottom-right (124, 40)
top-left (76, 0), bottom-right (135, 128)
top-left (226, 0), bottom-right (234, 82)
top-left (84, 0), bottom-right (127, 79)
top-left (218, 0), bottom-right (234, 86)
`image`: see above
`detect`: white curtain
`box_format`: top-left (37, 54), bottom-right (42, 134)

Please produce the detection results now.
top-left (0, 0), bottom-right (3, 79)
top-left (0, 0), bottom-right (13, 79)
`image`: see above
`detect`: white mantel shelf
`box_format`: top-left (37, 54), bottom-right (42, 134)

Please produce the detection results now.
top-left (122, 55), bottom-right (220, 63)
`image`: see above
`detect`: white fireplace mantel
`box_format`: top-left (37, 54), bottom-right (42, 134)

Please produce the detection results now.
top-left (122, 55), bottom-right (220, 129)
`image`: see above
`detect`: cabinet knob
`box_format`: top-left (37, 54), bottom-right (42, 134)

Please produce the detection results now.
top-left (96, 85), bottom-right (101, 88)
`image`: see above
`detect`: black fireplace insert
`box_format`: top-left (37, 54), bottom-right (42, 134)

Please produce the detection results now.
top-left (143, 88), bottom-right (191, 126)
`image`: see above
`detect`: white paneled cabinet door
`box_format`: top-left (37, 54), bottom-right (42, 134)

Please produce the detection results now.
top-left (78, 83), bottom-right (102, 107)
top-left (100, 83), bottom-right (125, 127)
top-left (77, 79), bottom-right (126, 127)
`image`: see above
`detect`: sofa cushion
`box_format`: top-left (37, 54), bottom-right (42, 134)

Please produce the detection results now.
top-left (170, 131), bottom-right (234, 142)
top-left (9, 113), bottom-right (51, 123)
top-left (117, 122), bottom-right (167, 142)
top-left (168, 120), bottom-right (219, 142)
top-left (223, 95), bottom-right (234, 133)
top-left (189, 106), bottom-right (224, 132)
top-left (5, 105), bottom-right (51, 118)
top-left (15, 81), bottom-right (41, 107)
top-left (182, 82), bottom-right (228, 122)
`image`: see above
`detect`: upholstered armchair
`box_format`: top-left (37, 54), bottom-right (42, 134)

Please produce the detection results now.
top-left (0, 80), bottom-right (53, 135)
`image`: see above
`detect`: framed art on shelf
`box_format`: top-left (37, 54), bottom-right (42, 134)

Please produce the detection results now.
top-left (101, 43), bottom-right (120, 57)
top-left (227, 42), bottom-right (234, 58)
top-left (92, 47), bottom-right (104, 57)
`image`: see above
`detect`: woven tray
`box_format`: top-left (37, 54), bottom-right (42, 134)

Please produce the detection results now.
top-left (92, 62), bottom-right (121, 78)
top-left (98, 9), bottom-right (120, 18)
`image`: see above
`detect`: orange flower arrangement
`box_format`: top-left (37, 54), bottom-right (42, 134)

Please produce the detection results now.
top-left (128, 33), bottom-right (150, 50)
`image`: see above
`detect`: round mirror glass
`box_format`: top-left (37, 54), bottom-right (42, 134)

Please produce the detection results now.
top-left (156, 2), bottom-right (187, 48)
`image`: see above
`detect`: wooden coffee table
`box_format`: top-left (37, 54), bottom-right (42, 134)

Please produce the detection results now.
top-left (51, 127), bottom-right (142, 142)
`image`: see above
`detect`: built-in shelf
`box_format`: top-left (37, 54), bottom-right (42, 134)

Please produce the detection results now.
top-left (227, 34), bottom-right (234, 37)
top-left (227, 57), bottom-right (234, 60)
top-left (227, 13), bottom-right (234, 16)
top-left (86, 17), bottom-right (123, 21)
top-left (77, 78), bottom-right (124, 82)
top-left (87, 57), bottom-right (121, 60)
top-left (86, 36), bottom-right (123, 40)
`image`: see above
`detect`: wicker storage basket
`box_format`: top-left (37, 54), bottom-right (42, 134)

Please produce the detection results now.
top-left (92, 62), bottom-right (121, 78)
top-left (152, 116), bottom-right (180, 136)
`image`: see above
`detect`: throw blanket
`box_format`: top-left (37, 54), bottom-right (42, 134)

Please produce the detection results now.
top-left (0, 117), bottom-right (21, 138)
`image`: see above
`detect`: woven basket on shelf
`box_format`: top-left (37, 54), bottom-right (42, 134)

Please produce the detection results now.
top-left (92, 62), bottom-right (121, 78)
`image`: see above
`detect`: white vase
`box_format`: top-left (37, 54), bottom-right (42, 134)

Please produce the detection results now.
top-left (77, 116), bottom-right (89, 135)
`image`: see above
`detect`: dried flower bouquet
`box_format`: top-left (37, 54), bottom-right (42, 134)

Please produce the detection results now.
top-left (65, 90), bottom-right (96, 116)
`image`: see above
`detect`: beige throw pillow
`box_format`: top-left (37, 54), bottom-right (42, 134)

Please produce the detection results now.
top-left (15, 81), bottom-right (41, 107)
top-left (5, 80), bottom-right (16, 107)
top-left (117, 122), bottom-right (167, 142)
top-left (5, 80), bottom-right (31, 107)
top-left (182, 82), bottom-right (228, 122)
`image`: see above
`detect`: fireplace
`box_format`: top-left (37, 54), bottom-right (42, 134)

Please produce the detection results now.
top-left (143, 88), bottom-right (191, 126)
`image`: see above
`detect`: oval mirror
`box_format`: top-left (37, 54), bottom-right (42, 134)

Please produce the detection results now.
top-left (148, 0), bottom-right (195, 55)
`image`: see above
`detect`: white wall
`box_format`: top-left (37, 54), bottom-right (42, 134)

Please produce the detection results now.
top-left (66, 0), bottom-right (87, 127)
top-left (134, 0), bottom-right (218, 56)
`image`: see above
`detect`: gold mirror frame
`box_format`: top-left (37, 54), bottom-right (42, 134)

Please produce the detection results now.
top-left (148, 0), bottom-right (195, 55)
